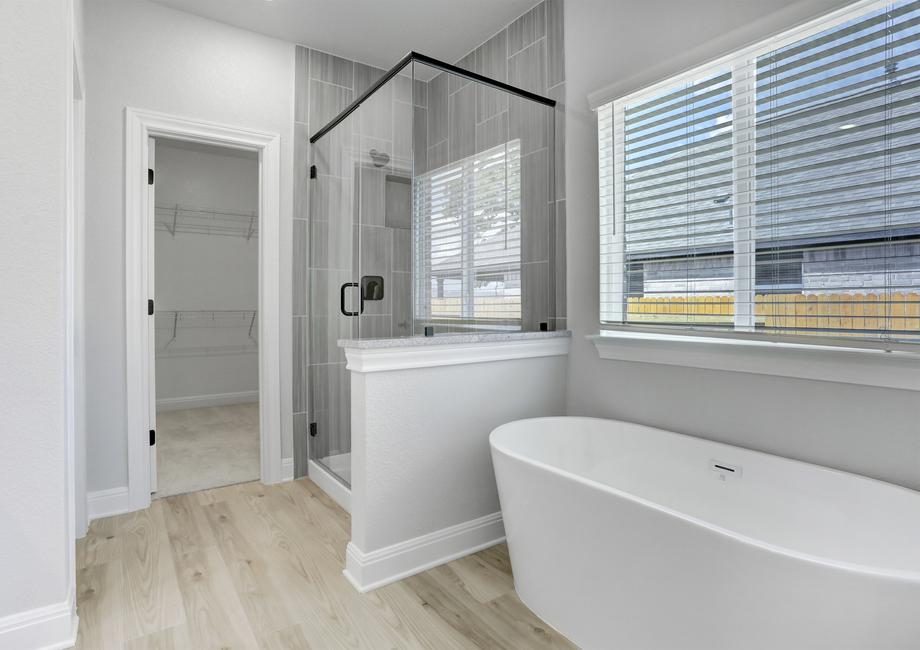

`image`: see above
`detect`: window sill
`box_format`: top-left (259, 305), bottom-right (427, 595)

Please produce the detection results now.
top-left (589, 329), bottom-right (920, 391)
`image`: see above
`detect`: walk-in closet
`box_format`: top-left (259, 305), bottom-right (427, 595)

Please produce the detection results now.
top-left (152, 138), bottom-right (260, 497)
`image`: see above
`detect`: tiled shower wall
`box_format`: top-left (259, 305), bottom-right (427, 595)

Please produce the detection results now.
top-left (423, 0), bottom-right (566, 331)
top-left (292, 1), bottom-right (565, 476)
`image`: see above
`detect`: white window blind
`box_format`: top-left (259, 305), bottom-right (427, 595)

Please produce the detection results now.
top-left (414, 140), bottom-right (522, 325)
top-left (599, 0), bottom-right (920, 344)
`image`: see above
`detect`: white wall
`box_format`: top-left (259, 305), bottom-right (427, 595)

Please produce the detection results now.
top-left (564, 0), bottom-right (920, 491)
top-left (154, 141), bottom-right (259, 403)
top-left (84, 0), bottom-right (295, 492)
top-left (345, 345), bottom-right (568, 591)
top-left (0, 0), bottom-right (80, 646)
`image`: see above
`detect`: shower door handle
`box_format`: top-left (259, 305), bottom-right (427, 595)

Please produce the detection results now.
top-left (340, 282), bottom-right (360, 316)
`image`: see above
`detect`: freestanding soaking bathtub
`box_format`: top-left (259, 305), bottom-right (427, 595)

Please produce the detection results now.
top-left (490, 417), bottom-right (920, 650)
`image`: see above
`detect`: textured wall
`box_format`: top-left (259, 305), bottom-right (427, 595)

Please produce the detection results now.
top-left (0, 0), bottom-right (76, 637)
top-left (351, 354), bottom-right (568, 552)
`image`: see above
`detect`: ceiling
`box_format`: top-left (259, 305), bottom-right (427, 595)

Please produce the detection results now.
top-left (149, 0), bottom-right (541, 70)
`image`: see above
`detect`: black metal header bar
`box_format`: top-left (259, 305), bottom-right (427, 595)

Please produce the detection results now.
top-left (309, 50), bottom-right (556, 144)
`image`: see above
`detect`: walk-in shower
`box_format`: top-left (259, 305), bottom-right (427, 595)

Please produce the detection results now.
top-left (304, 52), bottom-right (558, 487)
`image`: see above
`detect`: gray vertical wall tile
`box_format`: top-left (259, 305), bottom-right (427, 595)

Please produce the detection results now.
top-left (428, 73), bottom-right (448, 145)
top-left (546, 0), bottom-right (565, 87)
top-left (393, 228), bottom-right (411, 273)
top-left (391, 271), bottom-right (412, 337)
top-left (393, 100), bottom-right (414, 164)
top-left (358, 80), bottom-right (393, 141)
top-left (295, 46), bottom-right (310, 123)
top-left (293, 316), bottom-right (309, 413)
top-left (293, 413), bottom-right (309, 478)
top-left (310, 49), bottom-right (354, 87)
top-left (413, 79), bottom-right (428, 108)
top-left (522, 149), bottom-right (550, 264)
top-left (450, 51), bottom-right (476, 93)
top-left (555, 199), bottom-right (566, 320)
top-left (449, 83), bottom-right (476, 163)
top-left (508, 2), bottom-right (546, 55)
top-left (310, 80), bottom-right (353, 131)
top-left (413, 106), bottom-right (428, 174)
top-left (475, 111), bottom-right (510, 152)
top-left (392, 74), bottom-right (414, 104)
top-left (293, 219), bottom-right (308, 316)
top-left (359, 314), bottom-right (393, 339)
top-left (522, 261), bottom-right (550, 331)
top-left (428, 139), bottom-right (449, 170)
top-left (475, 30), bottom-right (508, 81)
top-left (510, 95), bottom-right (551, 156)
top-left (385, 177), bottom-right (412, 230)
top-left (358, 166), bottom-right (386, 227)
top-left (508, 39), bottom-right (546, 95)
top-left (547, 84), bottom-right (565, 201)
top-left (294, 123), bottom-right (310, 219)
top-left (354, 62), bottom-right (385, 96)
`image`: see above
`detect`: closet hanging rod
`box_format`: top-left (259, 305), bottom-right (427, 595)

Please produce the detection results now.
top-left (155, 204), bottom-right (258, 240)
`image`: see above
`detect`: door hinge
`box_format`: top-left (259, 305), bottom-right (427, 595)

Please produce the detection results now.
top-left (309, 422), bottom-right (318, 437)
top-left (148, 168), bottom-right (154, 185)
top-left (148, 298), bottom-right (154, 315)
top-left (149, 429), bottom-right (156, 446)
top-left (309, 164), bottom-right (317, 179)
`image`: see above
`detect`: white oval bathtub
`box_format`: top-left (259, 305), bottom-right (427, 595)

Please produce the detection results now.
top-left (490, 417), bottom-right (920, 650)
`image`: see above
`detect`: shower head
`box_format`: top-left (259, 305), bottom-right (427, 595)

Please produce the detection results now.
top-left (369, 149), bottom-right (390, 168)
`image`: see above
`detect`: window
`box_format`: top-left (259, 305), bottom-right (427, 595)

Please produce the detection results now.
top-left (414, 140), bottom-right (522, 326)
top-left (599, 0), bottom-right (920, 344)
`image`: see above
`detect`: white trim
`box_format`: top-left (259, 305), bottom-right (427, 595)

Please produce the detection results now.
top-left (343, 512), bottom-right (505, 593)
top-left (343, 336), bottom-right (571, 373)
top-left (125, 108), bottom-right (284, 515)
top-left (0, 595), bottom-right (78, 650)
top-left (307, 459), bottom-right (351, 512)
top-left (282, 457), bottom-right (294, 482)
top-left (156, 390), bottom-right (259, 412)
top-left (588, 0), bottom-right (889, 109)
top-left (590, 330), bottom-right (920, 391)
top-left (87, 486), bottom-right (132, 521)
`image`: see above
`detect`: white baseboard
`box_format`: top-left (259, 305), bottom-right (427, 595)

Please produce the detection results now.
top-left (0, 594), bottom-right (78, 650)
top-left (343, 512), bottom-right (505, 593)
top-left (88, 486), bottom-right (131, 521)
top-left (307, 459), bottom-right (350, 513)
top-left (156, 390), bottom-right (258, 412)
top-left (281, 457), bottom-right (294, 481)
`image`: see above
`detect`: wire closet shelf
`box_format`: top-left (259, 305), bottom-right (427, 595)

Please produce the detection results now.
top-left (155, 204), bottom-right (258, 240)
top-left (155, 309), bottom-right (258, 358)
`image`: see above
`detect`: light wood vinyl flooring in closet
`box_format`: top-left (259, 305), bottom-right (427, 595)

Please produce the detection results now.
top-left (75, 478), bottom-right (576, 649)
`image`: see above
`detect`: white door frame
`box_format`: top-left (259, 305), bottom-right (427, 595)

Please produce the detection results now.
top-left (125, 107), bottom-right (283, 513)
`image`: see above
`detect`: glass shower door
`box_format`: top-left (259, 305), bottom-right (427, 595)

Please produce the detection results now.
top-left (308, 71), bottom-right (416, 487)
top-left (309, 110), bottom-right (358, 486)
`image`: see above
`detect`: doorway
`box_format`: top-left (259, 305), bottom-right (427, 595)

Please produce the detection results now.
top-left (151, 138), bottom-right (260, 497)
top-left (124, 108), bottom-right (283, 514)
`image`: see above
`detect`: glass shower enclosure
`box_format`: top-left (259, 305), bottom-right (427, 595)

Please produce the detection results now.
top-left (306, 52), bottom-right (557, 486)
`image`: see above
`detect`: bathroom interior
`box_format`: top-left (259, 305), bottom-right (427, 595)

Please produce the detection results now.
top-left (6, 0), bottom-right (920, 648)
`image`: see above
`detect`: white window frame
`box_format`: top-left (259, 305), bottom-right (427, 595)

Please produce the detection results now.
top-left (597, 0), bottom-right (920, 354)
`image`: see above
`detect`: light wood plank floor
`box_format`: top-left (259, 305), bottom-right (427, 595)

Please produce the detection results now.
top-left (75, 478), bottom-right (577, 649)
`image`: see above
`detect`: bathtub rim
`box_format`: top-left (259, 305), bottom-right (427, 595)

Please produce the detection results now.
top-left (490, 415), bottom-right (920, 584)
